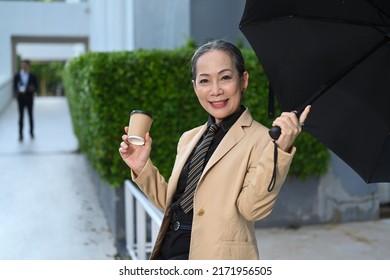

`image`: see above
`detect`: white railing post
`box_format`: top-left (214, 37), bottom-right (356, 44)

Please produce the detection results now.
top-left (124, 180), bottom-right (163, 260)
top-left (124, 182), bottom-right (136, 260)
top-left (136, 202), bottom-right (146, 259)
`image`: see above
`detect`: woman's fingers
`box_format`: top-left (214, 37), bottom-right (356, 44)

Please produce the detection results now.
top-left (271, 107), bottom-right (312, 152)
top-left (273, 112), bottom-right (300, 133)
top-left (299, 105), bottom-right (311, 126)
top-left (121, 134), bottom-right (128, 141)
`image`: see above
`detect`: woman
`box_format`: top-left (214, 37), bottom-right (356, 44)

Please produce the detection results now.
top-left (119, 39), bottom-right (310, 260)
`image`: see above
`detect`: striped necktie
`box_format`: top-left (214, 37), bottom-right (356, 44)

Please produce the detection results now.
top-left (180, 123), bottom-right (220, 213)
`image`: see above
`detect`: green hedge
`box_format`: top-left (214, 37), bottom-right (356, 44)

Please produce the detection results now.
top-left (63, 45), bottom-right (329, 187)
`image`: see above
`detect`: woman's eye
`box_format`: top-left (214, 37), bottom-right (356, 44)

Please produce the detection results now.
top-left (199, 79), bottom-right (208, 84)
top-left (222, 75), bottom-right (232, 81)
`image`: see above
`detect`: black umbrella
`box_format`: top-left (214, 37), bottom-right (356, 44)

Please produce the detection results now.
top-left (239, 0), bottom-right (390, 183)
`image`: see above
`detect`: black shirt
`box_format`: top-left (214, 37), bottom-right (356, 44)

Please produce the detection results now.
top-left (158, 106), bottom-right (246, 259)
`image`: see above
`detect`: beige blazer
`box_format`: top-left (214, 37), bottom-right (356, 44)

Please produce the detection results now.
top-left (132, 108), bottom-right (295, 259)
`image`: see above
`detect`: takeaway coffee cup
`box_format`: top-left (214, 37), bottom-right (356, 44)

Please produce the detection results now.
top-left (127, 110), bottom-right (153, 146)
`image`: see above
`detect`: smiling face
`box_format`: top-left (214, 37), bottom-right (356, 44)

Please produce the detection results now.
top-left (192, 49), bottom-right (249, 123)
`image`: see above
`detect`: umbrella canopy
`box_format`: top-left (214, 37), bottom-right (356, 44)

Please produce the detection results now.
top-left (239, 0), bottom-right (390, 183)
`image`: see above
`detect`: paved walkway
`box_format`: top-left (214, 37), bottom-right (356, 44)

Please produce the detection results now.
top-left (256, 219), bottom-right (390, 259)
top-left (0, 97), bottom-right (117, 260)
top-left (1, 96), bottom-right (389, 260)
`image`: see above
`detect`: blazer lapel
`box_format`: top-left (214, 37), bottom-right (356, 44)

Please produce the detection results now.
top-left (166, 124), bottom-right (207, 201)
top-left (202, 109), bottom-right (253, 178)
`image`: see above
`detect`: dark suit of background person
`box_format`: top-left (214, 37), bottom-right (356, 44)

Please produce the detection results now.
top-left (13, 60), bottom-right (39, 142)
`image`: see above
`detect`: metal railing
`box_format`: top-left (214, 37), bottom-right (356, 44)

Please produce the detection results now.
top-left (124, 179), bottom-right (163, 260)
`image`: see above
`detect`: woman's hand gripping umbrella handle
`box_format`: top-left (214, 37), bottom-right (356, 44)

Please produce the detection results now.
top-left (266, 105), bottom-right (310, 192)
top-left (269, 113), bottom-right (298, 140)
top-left (269, 106), bottom-right (310, 140)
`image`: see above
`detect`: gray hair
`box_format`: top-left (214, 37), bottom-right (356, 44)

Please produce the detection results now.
top-left (190, 39), bottom-right (246, 81)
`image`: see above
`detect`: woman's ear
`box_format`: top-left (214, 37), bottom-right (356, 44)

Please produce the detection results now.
top-left (192, 79), bottom-right (199, 96)
top-left (242, 71), bottom-right (249, 92)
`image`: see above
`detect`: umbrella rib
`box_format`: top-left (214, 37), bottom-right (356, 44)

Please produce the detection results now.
top-left (296, 35), bottom-right (390, 115)
top-left (242, 15), bottom-right (389, 34)
top-left (366, 0), bottom-right (390, 22)
top-left (293, 14), bottom-right (389, 34)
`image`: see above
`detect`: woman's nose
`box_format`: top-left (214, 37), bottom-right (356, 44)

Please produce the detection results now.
top-left (210, 82), bottom-right (222, 96)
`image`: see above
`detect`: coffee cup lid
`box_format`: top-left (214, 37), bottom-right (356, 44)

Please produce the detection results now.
top-left (130, 110), bottom-right (153, 119)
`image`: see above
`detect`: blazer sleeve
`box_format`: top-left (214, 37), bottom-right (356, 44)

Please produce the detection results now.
top-left (28, 74), bottom-right (39, 93)
top-left (131, 159), bottom-right (169, 211)
top-left (236, 139), bottom-right (296, 222)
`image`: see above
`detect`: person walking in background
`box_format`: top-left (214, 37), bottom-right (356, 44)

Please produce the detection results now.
top-left (119, 39), bottom-right (310, 260)
top-left (13, 59), bottom-right (39, 142)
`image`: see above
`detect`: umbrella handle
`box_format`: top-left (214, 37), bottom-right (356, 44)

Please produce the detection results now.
top-left (269, 126), bottom-right (281, 140)
top-left (268, 110), bottom-right (300, 140)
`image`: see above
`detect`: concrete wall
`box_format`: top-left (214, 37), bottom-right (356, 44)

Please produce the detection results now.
top-left (379, 183), bottom-right (390, 204)
top-left (190, 0), bottom-right (246, 44)
top-left (89, 0), bottom-right (190, 51)
top-left (0, 79), bottom-right (13, 115)
top-left (89, 0), bottom-right (134, 51)
top-left (134, 0), bottom-right (190, 50)
top-left (16, 43), bottom-right (86, 61)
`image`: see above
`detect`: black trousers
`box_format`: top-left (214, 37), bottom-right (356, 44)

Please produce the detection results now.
top-left (155, 252), bottom-right (189, 260)
top-left (17, 93), bottom-right (34, 136)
